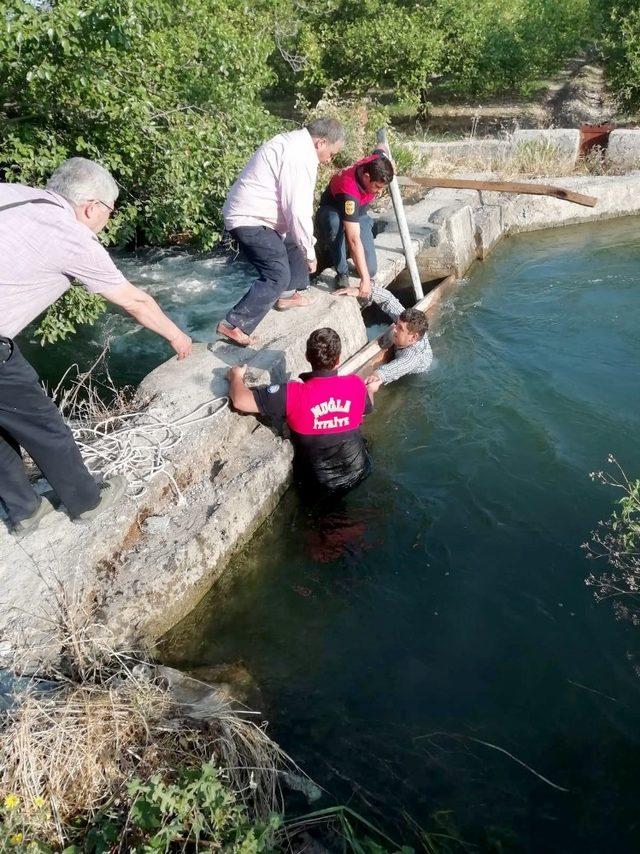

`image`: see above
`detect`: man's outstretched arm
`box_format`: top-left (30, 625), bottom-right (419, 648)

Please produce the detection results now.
top-left (102, 280), bottom-right (192, 359)
top-left (227, 365), bottom-right (260, 413)
top-left (335, 283), bottom-right (405, 321)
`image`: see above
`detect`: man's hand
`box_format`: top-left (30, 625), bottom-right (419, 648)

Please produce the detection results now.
top-left (307, 258), bottom-right (318, 274)
top-left (365, 373), bottom-right (383, 395)
top-left (169, 331), bottom-right (193, 360)
top-left (227, 364), bottom-right (247, 381)
top-left (358, 279), bottom-right (372, 299)
top-left (334, 286), bottom-right (361, 298)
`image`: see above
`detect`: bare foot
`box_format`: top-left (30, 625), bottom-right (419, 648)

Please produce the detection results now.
top-left (276, 291), bottom-right (313, 311)
top-left (216, 322), bottom-right (258, 347)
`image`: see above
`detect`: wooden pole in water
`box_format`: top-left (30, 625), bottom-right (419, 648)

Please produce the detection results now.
top-left (376, 127), bottom-right (424, 301)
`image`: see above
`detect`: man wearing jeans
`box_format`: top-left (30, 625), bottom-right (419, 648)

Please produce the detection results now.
top-left (217, 118), bottom-right (345, 347)
top-left (0, 157), bottom-right (192, 537)
top-left (315, 150), bottom-right (394, 297)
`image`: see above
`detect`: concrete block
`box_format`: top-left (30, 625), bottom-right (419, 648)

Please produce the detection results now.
top-left (411, 204), bottom-right (476, 280)
top-left (474, 205), bottom-right (504, 259)
top-left (499, 173), bottom-right (640, 234)
top-left (404, 139), bottom-right (509, 162)
top-left (512, 129), bottom-right (581, 164)
top-left (606, 129), bottom-right (640, 171)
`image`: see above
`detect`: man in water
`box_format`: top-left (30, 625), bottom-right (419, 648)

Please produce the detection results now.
top-left (0, 157), bottom-right (192, 537)
top-left (217, 118), bottom-right (346, 347)
top-left (337, 285), bottom-right (432, 392)
top-left (227, 327), bottom-right (373, 496)
top-left (315, 149), bottom-right (394, 295)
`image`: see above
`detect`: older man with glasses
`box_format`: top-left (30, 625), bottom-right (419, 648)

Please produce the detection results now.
top-left (0, 157), bottom-right (193, 537)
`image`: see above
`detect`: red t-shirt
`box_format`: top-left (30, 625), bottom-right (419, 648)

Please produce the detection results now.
top-left (320, 152), bottom-right (385, 222)
top-left (252, 370), bottom-right (372, 493)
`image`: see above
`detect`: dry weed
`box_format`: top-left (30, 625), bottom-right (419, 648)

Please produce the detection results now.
top-left (408, 138), bottom-right (615, 180)
top-left (0, 584), bottom-right (299, 846)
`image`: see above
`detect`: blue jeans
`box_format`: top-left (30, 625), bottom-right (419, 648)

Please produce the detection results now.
top-left (315, 206), bottom-right (377, 278)
top-left (226, 226), bottom-right (309, 334)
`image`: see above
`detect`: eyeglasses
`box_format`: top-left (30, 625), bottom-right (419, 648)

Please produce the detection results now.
top-left (96, 199), bottom-right (115, 213)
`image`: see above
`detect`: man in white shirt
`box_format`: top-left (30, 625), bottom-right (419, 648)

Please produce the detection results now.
top-left (0, 157), bottom-right (192, 537)
top-left (218, 118), bottom-right (345, 347)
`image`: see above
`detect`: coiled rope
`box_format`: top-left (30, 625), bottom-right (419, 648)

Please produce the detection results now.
top-left (72, 396), bottom-right (229, 505)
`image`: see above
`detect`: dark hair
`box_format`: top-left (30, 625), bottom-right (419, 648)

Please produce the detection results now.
top-left (399, 308), bottom-right (428, 338)
top-left (363, 155), bottom-right (394, 184)
top-left (305, 117), bottom-right (346, 145)
top-left (306, 327), bottom-right (342, 370)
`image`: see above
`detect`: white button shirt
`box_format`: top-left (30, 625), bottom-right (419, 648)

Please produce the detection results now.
top-left (223, 128), bottom-right (318, 262)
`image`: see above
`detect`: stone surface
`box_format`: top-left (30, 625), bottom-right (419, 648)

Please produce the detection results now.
top-left (606, 130), bottom-right (640, 172)
top-left (512, 129), bottom-right (581, 164)
top-left (474, 204), bottom-right (505, 259)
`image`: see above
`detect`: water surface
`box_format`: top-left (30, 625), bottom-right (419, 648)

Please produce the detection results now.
top-left (161, 217), bottom-right (640, 852)
top-left (20, 249), bottom-right (252, 389)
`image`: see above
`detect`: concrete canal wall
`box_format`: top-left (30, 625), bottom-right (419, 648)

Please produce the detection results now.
top-left (3, 154), bottom-right (640, 667)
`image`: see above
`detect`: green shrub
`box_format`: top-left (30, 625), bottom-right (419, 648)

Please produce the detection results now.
top-left (0, 0), bottom-right (280, 250)
top-left (600, 1), bottom-right (640, 110)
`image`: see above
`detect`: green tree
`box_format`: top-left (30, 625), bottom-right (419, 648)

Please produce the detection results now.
top-left (0, 0), bottom-right (279, 250)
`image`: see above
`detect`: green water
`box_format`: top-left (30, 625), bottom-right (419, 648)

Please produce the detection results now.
top-left (161, 217), bottom-right (640, 852)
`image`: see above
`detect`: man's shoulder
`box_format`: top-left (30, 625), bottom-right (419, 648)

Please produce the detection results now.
top-left (0, 183), bottom-right (67, 209)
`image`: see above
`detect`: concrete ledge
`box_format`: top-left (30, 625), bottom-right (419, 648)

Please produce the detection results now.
top-left (512, 129), bottom-right (581, 164)
top-left (606, 129), bottom-right (640, 171)
top-left (402, 139), bottom-right (510, 160)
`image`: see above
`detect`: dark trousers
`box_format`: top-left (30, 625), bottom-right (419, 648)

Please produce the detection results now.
top-left (225, 226), bottom-right (309, 335)
top-left (315, 206), bottom-right (377, 279)
top-left (0, 338), bottom-right (100, 524)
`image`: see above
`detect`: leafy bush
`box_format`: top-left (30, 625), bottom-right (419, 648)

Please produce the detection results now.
top-left (600, 0), bottom-right (640, 110)
top-left (274, 0), bottom-right (598, 104)
top-left (0, 0), bottom-right (280, 250)
top-left (0, 764), bottom-right (281, 852)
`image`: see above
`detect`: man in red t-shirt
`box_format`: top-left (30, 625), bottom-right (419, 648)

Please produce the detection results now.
top-left (315, 151), bottom-right (394, 297)
top-left (227, 328), bottom-right (373, 497)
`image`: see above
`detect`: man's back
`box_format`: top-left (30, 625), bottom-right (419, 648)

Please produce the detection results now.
top-left (254, 371), bottom-right (372, 495)
top-left (0, 183), bottom-right (125, 338)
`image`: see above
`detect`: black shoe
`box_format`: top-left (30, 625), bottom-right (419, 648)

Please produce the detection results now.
top-left (72, 475), bottom-right (127, 524)
top-left (334, 274), bottom-right (350, 290)
top-left (12, 495), bottom-right (56, 539)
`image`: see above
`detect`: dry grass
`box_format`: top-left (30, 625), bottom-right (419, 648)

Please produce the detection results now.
top-left (405, 137), bottom-right (614, 180)
top-left (0, 586), bottom-right (298, 846)
top-left (51, 339), bottom-right (136, 429)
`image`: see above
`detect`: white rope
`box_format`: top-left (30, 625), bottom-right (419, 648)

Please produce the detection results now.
top-left (71, 396), bottom-right (229, 505)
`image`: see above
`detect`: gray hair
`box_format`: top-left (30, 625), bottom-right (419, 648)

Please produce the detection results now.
top-left (47, 157), bottom-right (119, 206)
top-left (305, 117), bottom-right (346, 145)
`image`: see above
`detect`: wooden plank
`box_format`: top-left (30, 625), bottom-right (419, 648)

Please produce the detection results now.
top-left (403, 175), bottom-right (598, 208)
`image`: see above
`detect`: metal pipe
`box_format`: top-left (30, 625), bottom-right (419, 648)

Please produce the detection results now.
top-left (376, 127), bottom-right (424, 301)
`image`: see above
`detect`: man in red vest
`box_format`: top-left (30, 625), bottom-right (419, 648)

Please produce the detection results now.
top-left (227, 328), bottom-right (373, 497)
top-left (315, 150), bottom-right (394, 297)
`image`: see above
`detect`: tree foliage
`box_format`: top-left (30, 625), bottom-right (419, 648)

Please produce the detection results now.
top-left (275, 0), bottom-right (597, 105)
top-left (0, 0), bottom-right (279, 250)
top-left (599, 0), bottom-right (640, 110)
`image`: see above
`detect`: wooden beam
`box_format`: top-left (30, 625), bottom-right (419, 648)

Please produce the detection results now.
top-left (402, 175), bottom-right (597, 208)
